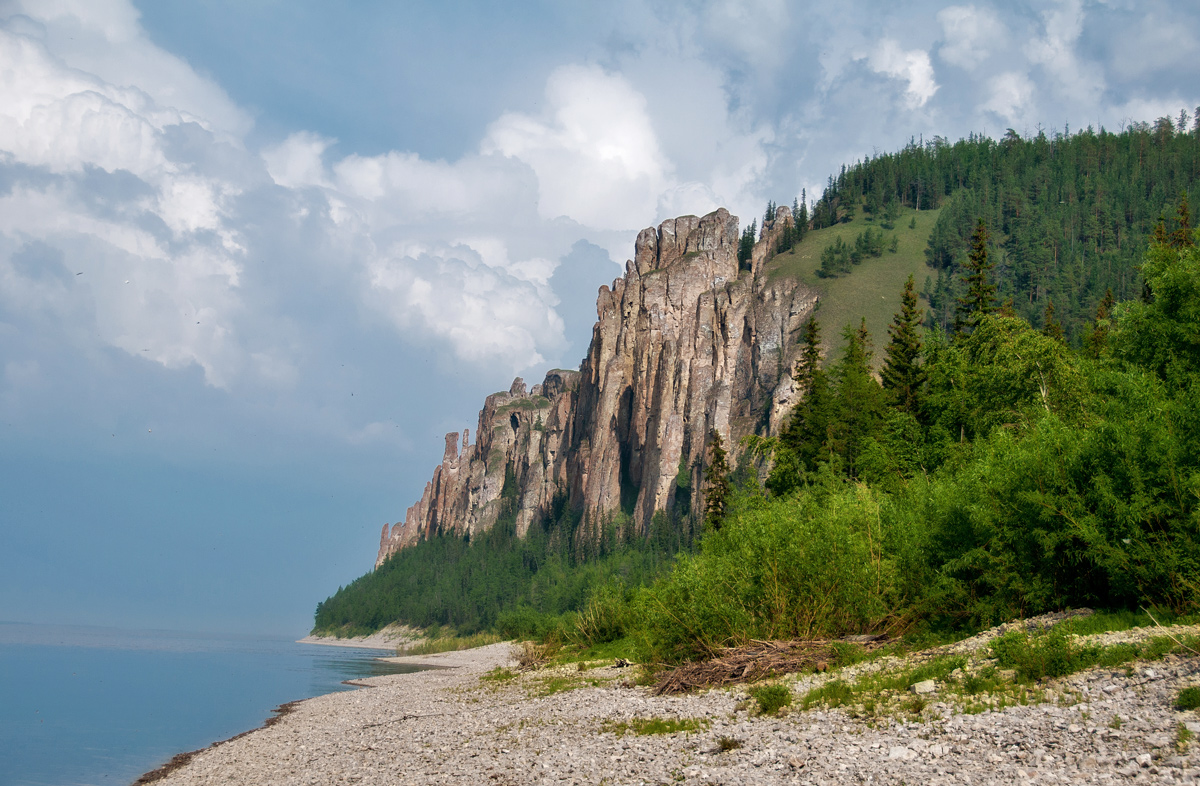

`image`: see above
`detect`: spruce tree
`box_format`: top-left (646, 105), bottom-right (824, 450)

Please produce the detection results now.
top-left (794, 318), bottom-right (822, 393)
top-left (955, 218), bottom-right (995, 332)
top-left (703, 430), bottom-right (730, 531)
top-left (829, 320), bottom-right (887, 479)
top-left (1174, 192), bottom-right (1193, 249)
top-left (881, 275), bottom-right (925, 414)
top-left (1042, 299), bottom-right (1064, 342)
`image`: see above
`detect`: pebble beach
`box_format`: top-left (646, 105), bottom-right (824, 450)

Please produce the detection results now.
top-left (146, 624), bottom-right (1200, 785)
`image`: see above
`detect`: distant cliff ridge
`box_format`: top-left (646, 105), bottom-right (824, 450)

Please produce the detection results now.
top-left (377, 207), bottom-right (816, 568)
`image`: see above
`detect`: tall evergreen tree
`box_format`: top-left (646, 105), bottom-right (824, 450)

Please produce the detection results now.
top-left (703, 430), bottom-right (731, 531)
top-left (1042, 299), bottom-right (1064, 342)
top-left (829, 320), bottom-right (887, 479)
top-left (795, 319), bottom-right (822, 393)
top-left (1174, 191), bottom-right (1193, 249)
top-left (956, 218), bottom-right (996, 332)
top-left (880, 275), bottom-right (925, 413)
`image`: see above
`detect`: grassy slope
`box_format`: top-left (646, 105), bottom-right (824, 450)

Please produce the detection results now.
top-left (767, 206), bottom-right (940, 367)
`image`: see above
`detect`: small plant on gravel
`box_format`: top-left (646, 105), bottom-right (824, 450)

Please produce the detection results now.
top-left (829, 641), bottom-right (868, 667)
top-left (1178, 722), bottom-right (1194, 751)
top-left (802, 679), bottom-right (854, 710)
top-left (604, 717), bottom-right (710, 736)
top-left (1177, 687), bottom-right (1200, 711)
top-left (750, 683), bottom-right (793, 715)
top-left (904, 696), bottom-right (928, 715)
top-left (481, 667), bottom-right (516, 683)
top-left (1109, 715), bottom-right (1123, 729)
top-left (715, 736), bottom-right (742, 752)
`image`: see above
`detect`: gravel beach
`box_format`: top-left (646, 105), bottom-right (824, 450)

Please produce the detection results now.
top-left (148, 625), bottom-right (1200, 785)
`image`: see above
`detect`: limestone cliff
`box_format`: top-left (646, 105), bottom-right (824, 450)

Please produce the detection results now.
top-left (377, 207), bottom-right (816, 568)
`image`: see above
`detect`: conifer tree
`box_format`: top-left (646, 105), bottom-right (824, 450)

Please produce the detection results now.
top-left (829, 320), bottom-right (887, 479)
top-left (794, 319), bottom-right (822, 393)
top-left (1173, 192), bottom-right (1193, 249)
top-left (880, 275), bottom-right (925, 413)
top-left (1085, 290), bottom-right (1114, 358)
top-left (1042, 299), bottom-right (1064, 342)
top-left (703, 430), bottom-right (730, 531)
top-left (955, 218), bottom-right (996, 332)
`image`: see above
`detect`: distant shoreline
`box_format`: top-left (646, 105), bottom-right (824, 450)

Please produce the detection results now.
top-left (296, 623), bottom-right (418, 651)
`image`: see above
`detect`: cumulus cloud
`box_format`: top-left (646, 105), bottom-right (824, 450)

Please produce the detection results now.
top-left (483, 64), bottom-right (672, 230)
top-left (0, 20), bottom-right (253, 388)
top-left (938, 5), bottom-right (1006, 69)
top-left (867, 40), bottom-right (940, 109)
top-left (983, 71), bottom-right (1036, 125)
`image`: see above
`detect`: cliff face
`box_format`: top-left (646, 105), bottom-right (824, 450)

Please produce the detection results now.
top-left (377, 207), bottom-right (816, 568)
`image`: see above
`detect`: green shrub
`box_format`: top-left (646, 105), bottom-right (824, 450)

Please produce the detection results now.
top-left (571, 581), bottom-right (632, 647)
top-left (1177, 687), bottom-right (1200, 711)
top-left (634, 486), bottom-right (905, 663)
top-left (802, 679), bottom-right (854, 710)
top-left (991, 629), bottom-right (1086, 681)
top-left (750, 683), bottom-right (793, 715)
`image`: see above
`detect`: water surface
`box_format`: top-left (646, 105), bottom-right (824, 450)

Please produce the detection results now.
top-left (0, 623), bottom-right (424, 786)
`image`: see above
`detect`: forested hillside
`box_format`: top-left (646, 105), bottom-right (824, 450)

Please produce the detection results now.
top-left (315, 121), bottom-right (1200, 652)
top-left (805, 117), bottom-right (1200, 342)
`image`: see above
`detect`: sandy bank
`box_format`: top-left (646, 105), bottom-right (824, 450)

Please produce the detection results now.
top-left (149, 629), bottom-right (1200, 785)
top-left (296, 623), bottom-right (417, 651)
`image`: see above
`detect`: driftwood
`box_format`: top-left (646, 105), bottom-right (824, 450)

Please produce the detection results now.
top-left (653, 635), bottom-right (891, 696)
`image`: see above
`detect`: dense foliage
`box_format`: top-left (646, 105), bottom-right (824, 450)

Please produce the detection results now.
top-left (632, 226), bottom-right (1200, 664)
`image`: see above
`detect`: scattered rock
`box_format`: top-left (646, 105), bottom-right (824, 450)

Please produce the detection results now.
top-left (909, 680), bottom-right (937, 695)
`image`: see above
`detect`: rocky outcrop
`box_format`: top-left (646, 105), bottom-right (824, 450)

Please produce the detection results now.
top-left (377, 207), bottom-right (817, 567)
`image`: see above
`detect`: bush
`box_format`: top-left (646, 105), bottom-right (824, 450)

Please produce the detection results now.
top-left (1177, 687), bottom-right (1200, 711)
top-left (990, 629), bottom-right (1087, 681)
top-left (571, 581), bottom-right (633, 647)
top-left (750, 683), bottom-right (792, 715)
top-left (634, 486), bottom-right (905, 664)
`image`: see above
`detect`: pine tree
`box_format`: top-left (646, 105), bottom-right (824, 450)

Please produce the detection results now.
top-left (703, 430), bottom-right (730, 531)
top-left (737, 220), bottom-right (756, 268)
top-left (1085, 291), bottom-right (1114, 358)
top-left (794, 319), bottom-right (822, 393)
top-left (1042, 299), bottom-right (1064, 342)
top-left (1173, 192), bottom-right (1193, 249)
top-left (829, 320), bottom-right (887, 479)
top-left (955, 218), bottom-right (996, 332)
top-left (880, 275), bottom-right (925, 413)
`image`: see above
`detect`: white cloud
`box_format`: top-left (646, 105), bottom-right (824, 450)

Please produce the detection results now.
top-left (1024, 0), bottom-right (1104, 108)
top-left (3, 0), bottom-right (251, 139)
top-left (482, 64), bottom-right (672, 230)
top-left (366, 249), bottom-right (563, 371)
top-left (938, 5), bottom-right (1006, 69)
top-left (867, 39), bottom-right (939, 109)
top-left (262, 132), bottom-right (333, 190)
top-left (983, 71), bottom-right (1036, 124)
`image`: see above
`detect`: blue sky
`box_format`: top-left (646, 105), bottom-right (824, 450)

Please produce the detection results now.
top-left (1, 0), bottom-right (1197, 635)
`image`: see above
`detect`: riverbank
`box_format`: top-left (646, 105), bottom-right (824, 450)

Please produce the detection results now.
top-left (149, 625), bottom-right (1200, 785)
top-left (296, 623), bottom-right (418, 651)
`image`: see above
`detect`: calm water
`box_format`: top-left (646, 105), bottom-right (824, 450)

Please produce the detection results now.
top-left (0, 623), bottom-right (426, 786)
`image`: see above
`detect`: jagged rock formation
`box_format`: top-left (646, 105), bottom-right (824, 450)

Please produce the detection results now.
top-left (377, 207), bottom-right (817, 568)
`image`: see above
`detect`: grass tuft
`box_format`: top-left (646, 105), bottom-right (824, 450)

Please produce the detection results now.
top-left (749, 683), bottom-right (793, 715)
top-left (603, 717), bottom-right (710, 736)
top-left (1177, 687), bottom-right (1200, 711)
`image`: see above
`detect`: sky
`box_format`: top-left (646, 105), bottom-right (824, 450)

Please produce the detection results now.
top-left (1, 0), bottom-right (1197, 636)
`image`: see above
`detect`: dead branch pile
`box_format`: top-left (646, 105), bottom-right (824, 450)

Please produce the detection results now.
top-left (653, 635), bottom-right (891, 695)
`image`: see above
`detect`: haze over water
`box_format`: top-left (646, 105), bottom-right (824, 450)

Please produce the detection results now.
top-left (0, 623), bottom-right (423, 786)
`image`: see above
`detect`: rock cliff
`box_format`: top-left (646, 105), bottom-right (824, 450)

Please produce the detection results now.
top-left (377, 207), bottom-right (817, 568)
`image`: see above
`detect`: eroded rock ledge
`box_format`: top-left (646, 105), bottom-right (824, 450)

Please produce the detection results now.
top-left (378, 207), bottom-right (816, 566)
